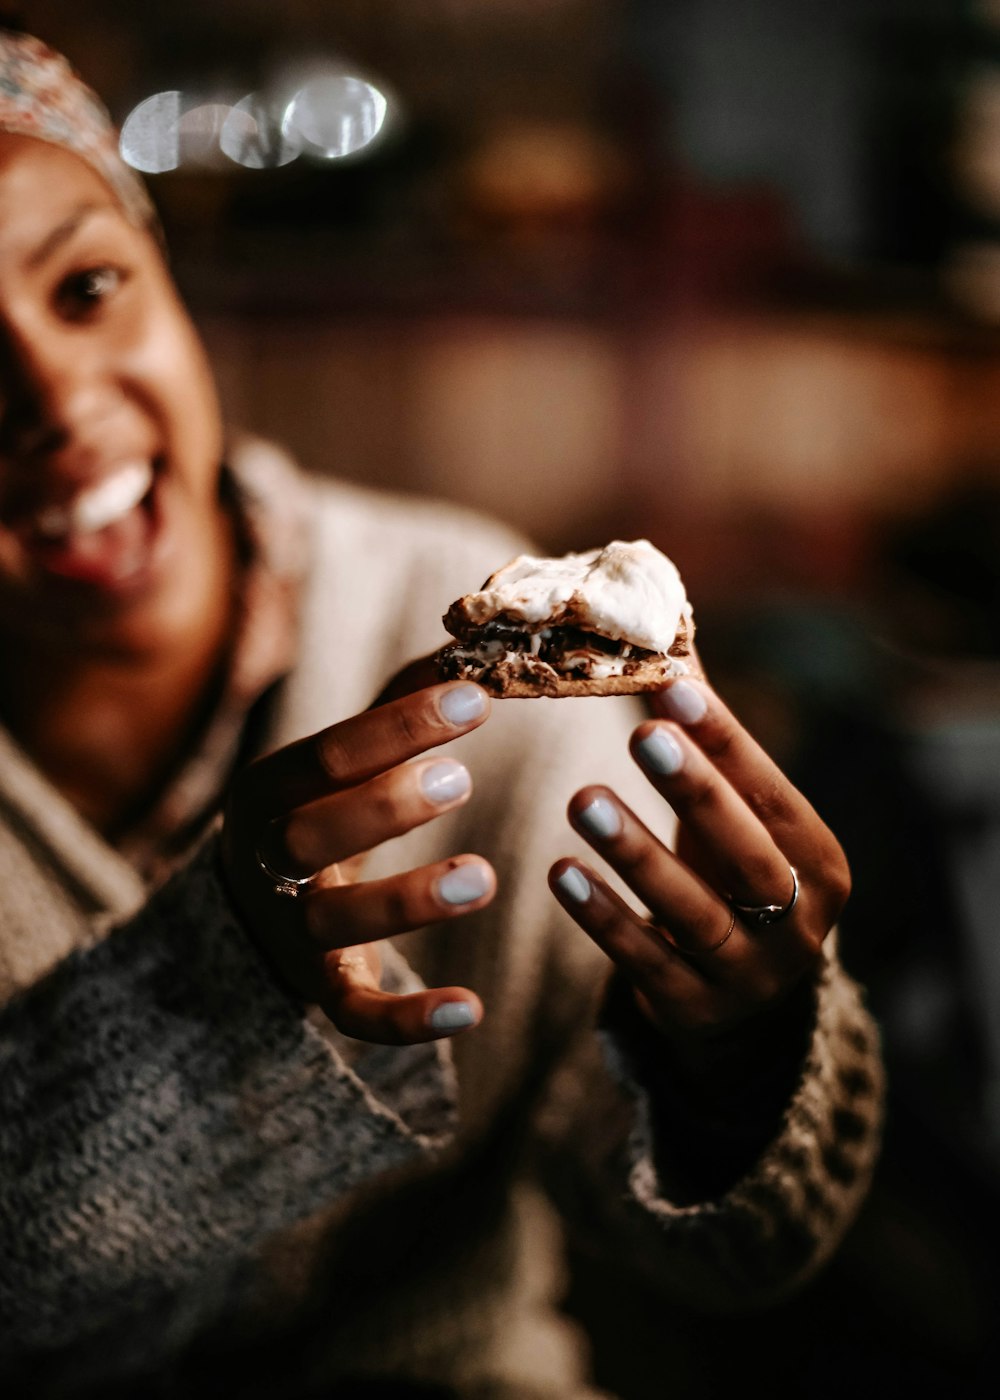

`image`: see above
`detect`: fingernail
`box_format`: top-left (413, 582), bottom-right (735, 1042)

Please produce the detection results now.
top-left (440, 685), bottom-right (487, 727)
top-left (429, 1001), bottom-right (477, 1032)
top-left (421, 759), bottom-right (471, 805)
top-left (636, 728), bottom-right (684, 776)
top-left (436, 863), bottom-right (491, 906)
top-left (577, 795), bottom-right (622, 840)
top-left (659, 679), bottom-right (707, 724)
top-left (555, 866), bottom-right (591, 904)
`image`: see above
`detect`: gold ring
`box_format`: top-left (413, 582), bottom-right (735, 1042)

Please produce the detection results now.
top-left (255, 849), bottom-right (316, 900)
top-left (667, 907), bottom-right (736, 957)
top-left (731, 865), bottom-right (799, 928)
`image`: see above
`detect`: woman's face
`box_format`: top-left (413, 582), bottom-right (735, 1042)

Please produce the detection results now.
top-left (0, 134), bottom-right (229, 662)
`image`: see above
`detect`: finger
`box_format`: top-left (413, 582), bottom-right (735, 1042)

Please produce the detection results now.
top-left (568, 785), bottom-right (819, 989)
top-left (569, 784), bottom-right (749, 960)
top-left (320, 949), bottom-right (483, 1045)
top-left (628, 724), bottom-right (799, 920)
top-left (652, 678), bottom-right (833, 860)
top-left (650, 677), bottom-right (851, 922)
top-left (238, 682), bottom-right (490, 820)
top-left (261, 757), bottom-right (473, 879)
top-left (303, 855), bottom-right (496, 948)
top-left (548, 858), bottom-right (722, 1032)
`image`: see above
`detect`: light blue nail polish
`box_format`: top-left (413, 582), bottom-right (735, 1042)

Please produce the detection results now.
top-left (636, 728), bottom-right (684, 775)
top-left (440, 685), bottom-right (487, 727)
top-left (659, 679), bottom-right (707, 724)
top-left (556, 866), bottom-right (591, 904)
top-left (429, 1001), bottom-right (476, 1032)
top-left (437, 863), bottom-right (490, 906)
top-left (577, 796), bottom-right (622, 840)
top-left (421, 760), bottom-right (471, 805)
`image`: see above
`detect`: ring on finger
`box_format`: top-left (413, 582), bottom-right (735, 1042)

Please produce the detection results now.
top-left (731, 864), bottom-right (799, 928)
top-left (667, 906), bottom-right (736, 957)
top-left (255, 848), bottom-right (317, 900)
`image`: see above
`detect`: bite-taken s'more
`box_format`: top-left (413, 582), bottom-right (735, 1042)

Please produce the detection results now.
top-left (437, 539), bottom-right (694, 697)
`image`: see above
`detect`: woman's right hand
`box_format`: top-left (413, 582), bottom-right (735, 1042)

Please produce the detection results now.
top-left (221, 681), bottom-right (494, 1044)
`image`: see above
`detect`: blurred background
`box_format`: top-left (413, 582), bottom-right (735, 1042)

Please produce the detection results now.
top-left (13, 0), bottom-right (1000, 1395)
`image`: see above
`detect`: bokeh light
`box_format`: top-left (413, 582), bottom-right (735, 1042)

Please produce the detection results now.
top-left (220, 94), bottom-right (303, 169)
top-left (119, 90), bottom-right (182, 174)
top-left (283, 74), bottom-right (390, 160)
top-left (177, 103), bottom-right (239, 169)
top-left (119, 70), bottom-right (393, 173)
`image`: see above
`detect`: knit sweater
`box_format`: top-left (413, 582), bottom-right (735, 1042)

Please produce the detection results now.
top-left (0, 445), bottom-right (884, 1397)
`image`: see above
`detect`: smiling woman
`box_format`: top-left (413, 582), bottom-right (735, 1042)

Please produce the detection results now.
top-left (0, 123), bottom-right (237, 831)
top-left (0, 26), bottom-right (885, 1400)
top-left (0, 139), bottom-right (229, 645)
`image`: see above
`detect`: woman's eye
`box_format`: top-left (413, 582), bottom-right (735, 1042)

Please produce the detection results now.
top-left (60, 266), bottom-right (124, 312)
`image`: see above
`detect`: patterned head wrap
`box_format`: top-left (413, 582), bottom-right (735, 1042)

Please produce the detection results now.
top-left (0, 28), bottom-right (155, 227)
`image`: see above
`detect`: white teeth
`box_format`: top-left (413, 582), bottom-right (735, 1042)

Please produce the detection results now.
top-left (36, 462), bottom-right (154, 539)
top-left (76, 462), bottom-right (153, 532)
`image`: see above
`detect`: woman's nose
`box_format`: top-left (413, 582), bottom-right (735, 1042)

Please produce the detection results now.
top-left (0, 327), bottom-right (114, 456)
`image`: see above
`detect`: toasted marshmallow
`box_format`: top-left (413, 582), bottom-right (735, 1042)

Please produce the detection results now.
top-left (455, 539), bottom-right (692, 653)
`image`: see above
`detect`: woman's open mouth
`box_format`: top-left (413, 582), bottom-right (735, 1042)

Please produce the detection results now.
top-left (25, 460), bottom-right (160, 591)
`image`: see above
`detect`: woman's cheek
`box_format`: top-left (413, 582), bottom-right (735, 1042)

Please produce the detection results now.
top-left (123, 308), bottom-right (224, 475)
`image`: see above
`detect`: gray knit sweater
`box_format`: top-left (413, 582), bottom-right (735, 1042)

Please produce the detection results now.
top-left (0, 447), bottom-right (884, 1397)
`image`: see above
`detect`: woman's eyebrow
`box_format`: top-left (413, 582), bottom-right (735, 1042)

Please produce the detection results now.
top-left (26, 201), bottom-right (117, 270)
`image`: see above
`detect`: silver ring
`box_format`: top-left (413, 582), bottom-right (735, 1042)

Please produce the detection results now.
top-left (668, 907), bottom-right (736, 957)
top-left (255, 849), bottom-right (316, 900)
top-left (731, 865), bottom-right (799, 927)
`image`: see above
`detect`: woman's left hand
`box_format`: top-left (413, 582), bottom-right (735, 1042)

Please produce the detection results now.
top-left (548, 675), bottom-right (850, 1071)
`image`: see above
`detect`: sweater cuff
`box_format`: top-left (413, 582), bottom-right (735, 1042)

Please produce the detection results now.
top-left (599, 940), bottom-right (885, 1305)
top-left (599, 967), bottom-right (818, 1203)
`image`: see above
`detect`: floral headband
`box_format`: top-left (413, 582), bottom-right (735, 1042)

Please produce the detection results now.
top-left (0, 28), bottom-right (155, 227)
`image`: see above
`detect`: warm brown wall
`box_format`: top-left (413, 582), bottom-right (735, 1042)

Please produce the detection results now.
top-left (199, 304), bottom-right (1000, 599)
